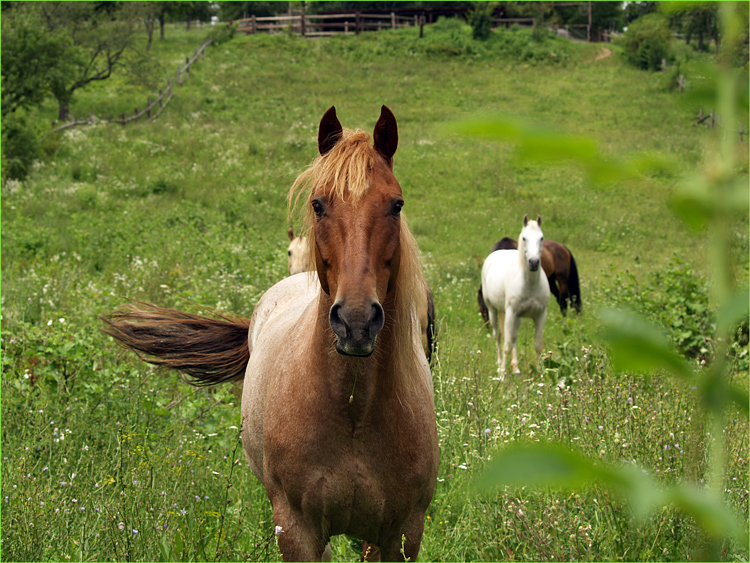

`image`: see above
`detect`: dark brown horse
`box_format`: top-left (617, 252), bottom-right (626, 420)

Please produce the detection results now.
top-left (103, 106), bottom-right (439, 562)
top-left (478, 236), bottom-right (581, 321)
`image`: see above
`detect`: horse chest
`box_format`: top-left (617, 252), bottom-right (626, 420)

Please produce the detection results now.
top-left (508, 293), bottom-right (547, 317)
top-left (264, 404), bottom-right (432, 536)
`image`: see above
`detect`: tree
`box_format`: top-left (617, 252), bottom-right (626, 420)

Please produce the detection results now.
top-left (1, 4), bottom-right (69, 117)
top-left (669, 3), bottom-right (720, 52)
top-left (622, 1), bottom-right (658, 26)
top-left (16, 1), bottom-right (140, 121)
top-left (622, 12), bottom-right (673, 71)
top-left (217, 1), bottom-right (281, 21)
top-left (135, 1), bottom-right (159, 51)
top-left (467, 2), bottom-right (498, 40)
top-left (167, 1), bottom-right (214, 30)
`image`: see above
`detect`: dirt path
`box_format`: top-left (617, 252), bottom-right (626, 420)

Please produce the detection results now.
top-left (594, 47), bottom-right (613, 61)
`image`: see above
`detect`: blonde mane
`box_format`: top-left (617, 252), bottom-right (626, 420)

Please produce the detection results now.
top-left (288, 128), bottom-right (374, 273)
top-left (287, 128), bottom-right (429, 394)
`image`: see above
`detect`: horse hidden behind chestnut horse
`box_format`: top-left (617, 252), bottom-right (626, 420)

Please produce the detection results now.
top-left (103, 105), bottom-right (439, 562)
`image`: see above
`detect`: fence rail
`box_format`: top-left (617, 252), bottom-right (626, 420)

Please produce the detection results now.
top-left (234, 12), bottom-right (417, 36)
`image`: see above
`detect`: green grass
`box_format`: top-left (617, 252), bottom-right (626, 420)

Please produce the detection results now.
top-left (2, 21), bottom-right (748, 562)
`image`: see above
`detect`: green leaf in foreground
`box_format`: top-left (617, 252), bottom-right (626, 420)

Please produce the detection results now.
top-left (716, 289), bottom-right (749, 335)
top-left (446, 115), bottom-right (675, 184)
top-left (598, 308), bottom-right (695, 381)
top-left (475, 443), bottom-right (665, 520)
top-left (671, 176), bottom-right (750, 231)
top-left (476, 443), bottom-right (748, 546)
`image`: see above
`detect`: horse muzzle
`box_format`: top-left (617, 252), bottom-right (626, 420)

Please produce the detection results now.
top-left (528, 258), bottom-right (540, 272)
top-left (329, 300), bottom-right (385, 357)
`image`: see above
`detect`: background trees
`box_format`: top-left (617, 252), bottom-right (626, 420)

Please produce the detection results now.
top-left (2, 2), bottom-right (139, 122)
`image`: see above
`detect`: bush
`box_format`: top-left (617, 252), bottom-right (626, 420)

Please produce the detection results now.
top-left (467, 2), bottom-right (497, 41)
top-left (1, 113), bottom-right (40, 182)
top-left (623, 13), bottom-right (673, 71)
top-left (603, 257), bottom-right (714, 361)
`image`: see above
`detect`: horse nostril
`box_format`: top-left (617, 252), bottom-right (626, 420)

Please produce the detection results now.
top-left (368, 302), bottom-right (385, 339)
top-left (329, 303), bottom-right (348, 339)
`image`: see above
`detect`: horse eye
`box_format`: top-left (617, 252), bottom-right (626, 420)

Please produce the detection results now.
top-left (391, 199), bottom-right (404, 216)
top-left (311, 199), bottom-right (325, 218)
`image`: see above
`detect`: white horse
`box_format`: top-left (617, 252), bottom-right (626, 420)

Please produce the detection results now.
top-left (481, 214), bottom-right (550, 376)
top-left (286, 227), bottom-right (309, 275)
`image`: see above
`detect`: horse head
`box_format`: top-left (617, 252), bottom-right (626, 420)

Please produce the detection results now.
top-left (286, 227), bottom-right (310, 276)
top-left (305, 106), bottom-right (403, 357)
top-left (520, 214), bottom-right (544, 273)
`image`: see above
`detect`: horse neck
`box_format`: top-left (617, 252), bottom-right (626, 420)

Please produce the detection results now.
top-left (312, 291), bottom-right (403, 420)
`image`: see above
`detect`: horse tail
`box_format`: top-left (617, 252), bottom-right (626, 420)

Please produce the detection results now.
top-left (477, 285), bottom-right (490, 325)
top-left (566, 248), bottom-right (582, 313)
top-left (101, 302), bottom-right (251, 386)
top-left (426, 286), bottom-right (437, 363)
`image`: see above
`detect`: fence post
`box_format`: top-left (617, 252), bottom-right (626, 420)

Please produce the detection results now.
top-left (121, 112), bottom-right (126, 124)
top-left (355, 11), bottom-right (360, 35)
top-left (251, 14), bottom-right (257, 34)
top-left (391, 12), bottom-right (395, 29)
top-left (147, 98), bottom-right (151, 118)
top-left (300, 13), bottom-right (306, 36)
top-left (419, 14), bottom-right (424, 38)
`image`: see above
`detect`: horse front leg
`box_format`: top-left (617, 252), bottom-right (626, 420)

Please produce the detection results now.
top-left (534, 308), bottom-right (548, 359)
top-left (270, 501), bottom-right (329, 562)
top-left (487, 307), bottom-right (505, 377)
top-left (377, 513), bottom-right (425, 562)
top-left (503, 310), bottom-right (522, 375)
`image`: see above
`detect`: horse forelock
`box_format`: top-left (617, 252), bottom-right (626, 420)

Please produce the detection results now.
top-left (288, 128), bottom-right (380, 273)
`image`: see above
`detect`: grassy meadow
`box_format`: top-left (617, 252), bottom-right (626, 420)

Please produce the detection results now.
top-left (2, 20), bottom-right (748, 561)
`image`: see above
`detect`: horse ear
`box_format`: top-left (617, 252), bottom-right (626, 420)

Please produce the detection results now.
top-left (373, 105), bottom-right (398, 164)
top-left (537, 215), bottom-right (542, 227)
top-left (318, 106), bottom-right (343, 156)
top-left (287, 227), bottom-right (295, 241)
top-left (523, 214), bottom-right (529, 227)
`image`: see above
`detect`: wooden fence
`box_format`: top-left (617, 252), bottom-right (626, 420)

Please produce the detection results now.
top-left (46, 25), bottom-right (229, 135)
top-left (234, 12), bottom-right (418, 37)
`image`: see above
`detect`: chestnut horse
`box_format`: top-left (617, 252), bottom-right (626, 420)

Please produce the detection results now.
top-left (103, 106), bottom-right (439, 562)
top-left (481, 215), bottom-right (550, 376)
top-left (478, 237), bottom-right (581, 320)
top-left (285, 228), bottom-right (437, 363)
